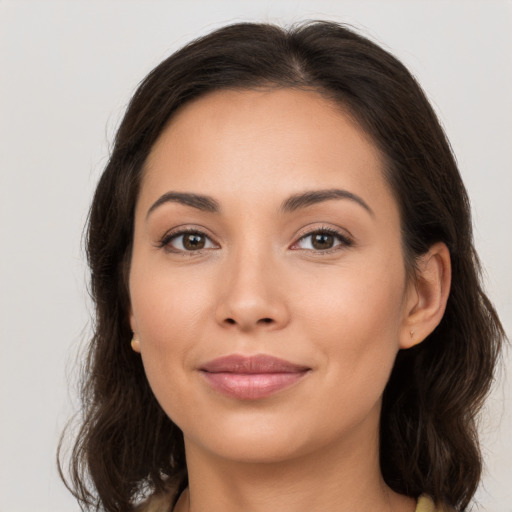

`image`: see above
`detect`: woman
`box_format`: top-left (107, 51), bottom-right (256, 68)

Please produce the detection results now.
top-left (60, 21), bottom-right (505, 512)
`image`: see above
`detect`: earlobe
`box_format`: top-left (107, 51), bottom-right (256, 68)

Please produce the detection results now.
top-left (400, 242), bottom-right (451, 349)
top-left (131, 334), bottom-right (141, 353)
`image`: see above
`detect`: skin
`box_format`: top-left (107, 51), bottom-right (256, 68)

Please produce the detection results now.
top-left (129, 88), bottom-right (451, 512)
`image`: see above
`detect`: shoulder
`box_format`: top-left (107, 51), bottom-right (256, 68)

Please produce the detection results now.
top-left (416, 495), bottom-right (454, 512)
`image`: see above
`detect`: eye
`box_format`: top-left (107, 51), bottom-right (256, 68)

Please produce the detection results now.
top-left (292, 228), bottom-right (352, 252)
top-left (160, 229), bottom-right (217, 253)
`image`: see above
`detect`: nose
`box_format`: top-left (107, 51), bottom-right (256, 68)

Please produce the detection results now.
top-left (214, 248), bottom-right (290, 332)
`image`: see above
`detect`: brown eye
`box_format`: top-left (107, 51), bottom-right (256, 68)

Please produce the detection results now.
top-left (163, 230), bottom-right (217, 252)
top-left (183, 233), bottom-right (206, 250)
top-left (293, 229), bottom-right (352, 252)
top-left (311, 233), bottom-right (334, 250)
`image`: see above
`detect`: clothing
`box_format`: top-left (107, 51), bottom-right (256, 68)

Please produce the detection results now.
top-left (416, 494), bottom-right (451, 512)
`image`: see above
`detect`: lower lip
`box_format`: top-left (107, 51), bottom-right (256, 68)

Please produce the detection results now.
top-left (200, 371), bottom-right (308, 400)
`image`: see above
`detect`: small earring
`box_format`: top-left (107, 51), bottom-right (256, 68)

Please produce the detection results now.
top-left (131, 334), bottom-right (140, 353)
top-left (409, 330), bottom-right (414, 339)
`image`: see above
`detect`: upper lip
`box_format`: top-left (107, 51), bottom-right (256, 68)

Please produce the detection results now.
top-left (199, 354), bottom-right (310, 374)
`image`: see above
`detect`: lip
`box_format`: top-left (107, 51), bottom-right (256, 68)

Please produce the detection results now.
top-left (199, 354), bottom-right (310, 400)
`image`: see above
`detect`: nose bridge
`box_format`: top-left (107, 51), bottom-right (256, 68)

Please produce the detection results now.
top-left (215, 234), bottom-right (288, 330)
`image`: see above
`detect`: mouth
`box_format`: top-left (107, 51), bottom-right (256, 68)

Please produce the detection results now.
top-left (199, 354), bottom-right (311, 400)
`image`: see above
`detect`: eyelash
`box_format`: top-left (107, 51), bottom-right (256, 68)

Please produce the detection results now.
top-left (158, 228), bottom-right (217, 255)
top-left (292, 226), bottom-right (354, 254)
top-left (157, 226), bottom-right (353, 255)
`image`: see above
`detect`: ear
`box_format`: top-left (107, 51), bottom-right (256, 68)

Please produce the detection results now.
top-left (129, 310), bottom-right (141, 353)
top-left (400, 242), bottom-right (451, 349)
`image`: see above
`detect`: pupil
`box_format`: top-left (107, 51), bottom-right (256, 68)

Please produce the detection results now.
top-left (184, 234), bottom-right (205, 250)
top-left (312, 233), bottom-right (333, 250)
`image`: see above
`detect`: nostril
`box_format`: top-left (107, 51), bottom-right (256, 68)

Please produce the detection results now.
top-left (222, 317), bottom-right (275, 327)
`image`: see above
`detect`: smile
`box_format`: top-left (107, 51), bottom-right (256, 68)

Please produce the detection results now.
top-left (199, 354), bottom-right (311, 400)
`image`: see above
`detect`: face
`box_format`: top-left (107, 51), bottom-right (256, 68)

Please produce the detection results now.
top-left (129, 88), bottom-right (416, 464)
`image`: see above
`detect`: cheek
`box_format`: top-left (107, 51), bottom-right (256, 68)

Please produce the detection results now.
top-left (129, 260), bottom-right (215, 403)
top-left (297, 256), bottom-right (406, 338)
top-left (296, 257), bottom-right (406, 395)
top-left (130, 259), bottom-right (213, 343)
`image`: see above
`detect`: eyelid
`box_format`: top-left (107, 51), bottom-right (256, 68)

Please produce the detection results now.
top-left (290, 225), bottom-right (354, 252)
top-left (155, 223), bottom-right (353, 255)
top-left (157, 225), bottom-right (219, 254)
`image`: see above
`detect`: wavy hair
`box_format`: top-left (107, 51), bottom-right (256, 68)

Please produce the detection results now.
top-left (59, 21), bottom-right (505, 512)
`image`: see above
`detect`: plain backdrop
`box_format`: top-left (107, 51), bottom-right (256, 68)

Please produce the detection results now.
top-left (0, 1), bottom-right (510, 511)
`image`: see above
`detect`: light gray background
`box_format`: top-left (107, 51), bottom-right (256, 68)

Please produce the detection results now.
top-left (0, 1), bottom-right (510, 511)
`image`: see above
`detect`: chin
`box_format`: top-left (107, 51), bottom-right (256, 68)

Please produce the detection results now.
top-left (180, 402), bottom-right (369, 466)
top-left (198, 432), bottom-right (313, 464)
top-left (176, 405), bottom-right (307, 461)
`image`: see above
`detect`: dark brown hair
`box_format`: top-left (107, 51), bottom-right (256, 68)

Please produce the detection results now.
top-left (59, 21), bottom-right (505, 512)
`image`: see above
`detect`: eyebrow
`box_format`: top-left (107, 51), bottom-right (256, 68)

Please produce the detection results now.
top-left (280, 189), bottom-right (374, 216)
top-left (146, 192), bottom-right (220, 219)
top-left (146, 188), bottom-right (374, 219)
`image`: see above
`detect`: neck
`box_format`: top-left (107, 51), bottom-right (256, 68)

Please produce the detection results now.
top-left (175, 415), bottom-right (415, 512)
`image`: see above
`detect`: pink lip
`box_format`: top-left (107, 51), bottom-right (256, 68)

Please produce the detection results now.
top-left (199, 355), bottom-right (310, 400)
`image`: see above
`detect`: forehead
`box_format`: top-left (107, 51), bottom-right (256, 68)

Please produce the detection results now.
top-left (141, 88), bottom-right (396, 217)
